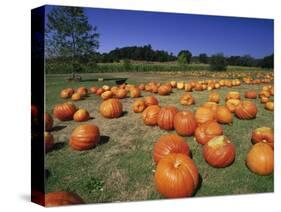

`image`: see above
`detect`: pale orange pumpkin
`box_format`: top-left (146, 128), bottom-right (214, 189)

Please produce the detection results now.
top-left (225, 91), bottom-right (240, 101)
top-left (225, 99), bottom-right (241, 113)
top-left (265, 101), bottom-right (274, 111)
top-left (71, 93), bottom-right (81, 101)
top-left (101, 91), bottom-right (114, 100)
top-left (180, 93), bottom-right (195, 106)
top-left (73, 109), bottom-right (90, 122)
top-left (208, 92), bottom-right (220, 103)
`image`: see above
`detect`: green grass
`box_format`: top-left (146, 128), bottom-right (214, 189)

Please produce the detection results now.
top-left (45, 71), bottom-right (274, 203)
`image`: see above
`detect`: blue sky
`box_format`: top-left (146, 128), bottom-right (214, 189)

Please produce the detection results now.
top-left (46, 5), bottom-right (274, 58)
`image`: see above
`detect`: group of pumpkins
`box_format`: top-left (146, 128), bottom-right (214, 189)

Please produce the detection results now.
top-left (42, 76), bottom-right (274, 205)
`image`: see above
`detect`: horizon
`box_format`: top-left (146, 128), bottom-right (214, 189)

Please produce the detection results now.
top-left (45, 5), bottom-right (274, 59)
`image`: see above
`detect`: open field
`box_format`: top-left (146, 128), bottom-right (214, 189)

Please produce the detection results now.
top-left (45, 71), bottom-right (273, 203)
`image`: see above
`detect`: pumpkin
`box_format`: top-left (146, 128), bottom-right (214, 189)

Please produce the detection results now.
top-left (138, 83), bottom-right (145, 90)
top-left (96, 88), bottom-right (104, 96)
top-left (60, 89), bottom-right (72, 99)
top-left (115, 89), bottom-right (127, 99)
top-left (101, 91), bottom-right (113, 100)
top-left (176, 81), bottom-right (185, 89)
top-left (251, 127), bottom-right (274, 148)
top-left (132, 99), bottom-right (146, 113)
top-left (155, 153), bottom-right (199, 198)
top-left (53, 102), bottom-right (77, 121)
top-left (194, 83), bottom-right (203, 91)
top-left (45, 192), bottom-right (84, 206)
top-left (203, 135), bottom-right (235, 168)
top-left (153, 134), bottom-right (190, 163)
top-left (235, 101), bottom-right (257, 120)
top-left (260, 96), bottom-right (270, 104)
top-left (202, 102), bottom-right (218, 113)
top-left (170, 81), bottom-right (177, 88)
top-left (195, 121), bottom-right (223, 145)
top-left (180, 93), bottom-right (195, 106)
top-left (174, 111), bottom-right (197, 136)
top-left (73, 109), bottom-right (90, 122)
top-left (90, 86), bottom-right (98, 94)
top-left (130, 88), bottom-right (141, 98)
top-left (44, 113), bottom-right (53, 131)
top-left (142, 105), bottom-right (161, 126)
top-left (259, 90), bottom-right (270, 98)
top-left (246, 143), bottom-right (274, 175)
top-left (244, 91), bottom-right (257, 99)
top-left (99, 98), bottom-right (123, 118)
top-left (225, 99), bottom-right (241, 113)
top-left (76, 87), bottom-right (88, 97)
top-left (269, 87), bottom-right (274, 96)
top-left (102, 85), bottom-right (110, 91)
top-left (216, 106), bottom-right (233, 124)
top-left (71, 93), bottom-right (81, 101)
top-left (111, 86), bottom-right (119, 95)
top-left (45, 132), bottom-right (54, 152)
top-left (265, 101), bottom-right (274, 111)
top-left (70, 124), bottom-right (100, 150)
top-left (194, 107), bottom-right (216, 125)
top-left (144, 96), bottom-right (159, 106)
top-left (157, 106), bottom-right (178, 130)
top-left (158, 85), bottom-right (171, 96)
top-left (208, 92), bottom-right (220, 103)
top-left (225, 91), bottom-right (240, 101)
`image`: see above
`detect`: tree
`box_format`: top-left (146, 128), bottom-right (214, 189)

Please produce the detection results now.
top-left (260, 54), bottom-right (274, 69)
top-left (209, 53), bottom-right (227, 71)
top-left (177, 50), bottom-right (192, 64)
top-left (177, 52), bottom-right (188, 65)
top-left (46, 6), bottom-right (99, 78)
top-left (199, 53), bottom-right (208, 64)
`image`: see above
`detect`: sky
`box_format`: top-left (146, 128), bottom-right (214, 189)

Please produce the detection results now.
top-left (45, 5), bottom-right (274, 58)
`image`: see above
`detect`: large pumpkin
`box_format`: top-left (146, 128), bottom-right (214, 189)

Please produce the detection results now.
top-left (157, 106), bottom-right (178, 130)
top-left (153, 134), bottom-right (190, 163)
top-left (246, 143), bottom-right (274, 175)
top-left (225, 99), bottom-right (241, 113)
top-left (142, 105), bottom-right (161, 126)
top-left (155, 153), bottom-right (199, 198)
top-left (144, 96), bottom-right (159, 106)
top-left (235, 101), bottom-right (257, 120)
top-left (45, 192), bottom-right (84, 206)
top-left (99, 98), bottom-right (123, 118)
top-left (180, 93), bottom-right (195, 106)
top-left (203, 135), bottom-right (236, 168)
top-left (194, 106), bottom-right (216, 125)
top-left (45, 132), bottom-right (54, 152)
top-left (174, 111), bottom-right (197, 136)
top-left (73, 109), bottom-right (90, 122)
top-left (244, 91), bottom-right (257, 99)
top-left (44, 113), bottom-right (53, 131)
top-left (132, 99), bottom-right (146, 113)
top-left (69, 124), bottom-right (100, 151)
top-left (216, 106), bottom-right (233, 124)
top-left (53, 102), bottom-right (77, 121)
top-left (195, 121), bottom-right (223, 145)
top-left (208, 92), bottom-right (220, 103)
top-left (251, 127), bottom-right (274, 148)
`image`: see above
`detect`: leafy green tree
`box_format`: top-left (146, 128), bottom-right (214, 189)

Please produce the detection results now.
top-left (209, 53), bottom-right (227, 71)
top-left (177, 50), bottom-right (192, 64)
top-left (177, 52), bottom-right (188, 65)
top-left (260, 54), bottom-right (274, 69)
top-left (46, 6), bottom-right (99, 78)
top-left (199, 53), bottom-right (208, 64)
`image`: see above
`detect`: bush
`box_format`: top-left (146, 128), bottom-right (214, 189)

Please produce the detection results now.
top-left (209, 54), bottom-right (227, 71)
top-left (123, 59), bottom-right (132, 70)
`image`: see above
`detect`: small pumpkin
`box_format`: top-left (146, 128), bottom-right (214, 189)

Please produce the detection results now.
top-left (225, 91), bottom-right (240, 101)
top-left (70, 124), bottom-right (100, 151)
top-left (89, 86), bottom-right (98, 94)
top-left (60, 88), bottom-right (72, 99)
top-left (132, 99), bottom-right (146, 113)
top-left (225, 99), bottom-right (241, 113)
top-left (142, 105), bottom-right (161, 126)
top-left (99, 98), bottom-right (123, 118)
top-left (180, 93), bottom-right (195, 106)
top-left (45, 192), bottom-right (84, 206)
top-left (155, 153), bottom-right (199, 198)
top-left (216, 106), bottom-right (233, 124)
top-left (153, 134), bottom-right (190, 163)
top-left (53, 102), bottom-right (77, 121)
top-left (144, 96), bottom-right (159, 106)
top-left (208, 92), bottom-right (220, 103)
top-left (203, 135), bottom-right (235, 168)
top-left (101, 91), bottom-right (113, 100)
top-left (260, 96), bottom-right (270, 104)
top-left (158, 85), bottom-right (171, 96)
top-left (45, 132), bottom-right (54, 152)
top-left (251, 127), bottom-right (274, 148)
top-left (76, 87), bottom-right (88, 97)
top-left (244, 91), bottom-right (257, 99)
top-left (259, 90), bottom-right (270, 98)
top-left (96, 88), bottom-right (104, 96)
top-left (202, 102), bottom-right (218, 113)
top-left (73, 109), bottom-right (90, 122)
top-left (170, 81), bottom-right (177, 88)
top-left (235, 101), bottom-right (257, 120)
top-left (195, 121), bottom-right (223, 145)
top-left (246, 143), bottom-right (274, 175)
top-left (265, 101), bottom-right (274, 111)
top-left (71, 93), bottom-right (81, 101)
top-left (44, 113), bottom-right (53, 131)
top-left (194, 107), bottom-right (216, 125)
top-left (174, 111), bottom-right (197, 136)
top-left (130, 87), bottom-right (141, 98)
top-left (157, 106), bottom-right (178, 130)
top-left (115, 89), bottom-right (127, 99)
top-left (177, 81), bottom-right (185, 89)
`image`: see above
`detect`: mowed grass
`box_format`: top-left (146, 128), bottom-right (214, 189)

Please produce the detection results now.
top-left (45, 71), bottom-right (274, 203)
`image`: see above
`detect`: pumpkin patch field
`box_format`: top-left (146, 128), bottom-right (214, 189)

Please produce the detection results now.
top-left (44, 71), bottom-right (273, 204)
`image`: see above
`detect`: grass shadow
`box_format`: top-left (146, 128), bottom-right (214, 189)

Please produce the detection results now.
top-left (193, 174), bottom-right (203, 196)
top-left (52, 125), bottom-right (67, 132)
top-left (50, 142), bottom-right (66, 152)
top-left (99, 135), bottom-right (110, 145)
top-left (122, 111), bottom-right (128, 117)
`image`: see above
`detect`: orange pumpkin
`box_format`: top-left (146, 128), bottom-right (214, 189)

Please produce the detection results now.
top-left (101, 91), bottom-right (114, 100)
top-left (265, 101), bottom-right (274, 111)
top-left (251, 127), bottom-right (274, 148)
top-left (130, 88), bottom-right (141, 98)
top-left (244, 91), bottom-right (257, 99)
top-left (70, 124), bottom-right (100, 151)
top-left (73, 109), bottom-right (90, 122)
top-left (225, 99), bottom-right (241, 113)
top-left (45, 132), bottom-right (54, 152)
top-left (158, 85), bottom-right (171, 96)
top-left (170, 81), bottom-right (177, 88)
top-left (195, 121), bottom-right (223, 145)
top-left (44, 113), bottom-right (53, 131)
top-left (203, 136), bottom-right (235, 168)
top-left (216, 106), bottom-right (233, 124)
top-left (132, 99), bottom-right (146, 113)
top-left (225, 91), bottom-right (240, 101)
top-left (260, 96), bottom-right (270, 104)
top-left (153, 134), bottom-right (190, 163)
top-left (194, 107), bottom-right (216, 125)
top-left (202, 102), bottom-right (218, 113)
top-left (71, 93), bottom-right (81, 101)
top-left (246, 143), bottom-right (274, 175)
top-left (144, 96), bottom-right (159, 106)
top-left (60, 88), bottom-right (73, 99)
top-left (208, 92), bottom-right (220, 103)
top-left (76, 87), bottom-right (88, 97)
top-left (259, 90), bottom-right (270, 98)
top-left (194, 83), bottom-right (203, 91)
top-left (138, 83), bottom-right (145, 90)
top-left (155, 153), bottom-right (199, 198)
top-left (53, 102), bottom-right (77, 121)
top-left (174, 111), bottom-right (197, 136)
top-left (100, 98), bottom-right (123, 118)
top-left (45, 192), bottom-right (84, 206)
top-left (235, 101), bottom-right (257, 120)
top-left (89, 86), bottom-right (98, 94)
top-left (142, 105), bottom-right (161, 126)
top-left (177, 81), bottom-right (185, 89)
top-left (180, 93), bottom-right (195, 106)
top-left (115, 89), bottom-right (127, 99)
top-left (96, 88), bottom-right (104, 96)
top-left (157, 106), bottom-right (178, 130)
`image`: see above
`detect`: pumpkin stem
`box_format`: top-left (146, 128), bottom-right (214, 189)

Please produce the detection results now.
top-left (174, 160), bottom-right (182, 168)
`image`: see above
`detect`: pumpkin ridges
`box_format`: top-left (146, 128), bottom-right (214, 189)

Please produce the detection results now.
top-left (45, 192), bottom-right (84, 206)
top-left (174, 111), bottom-right (197, 136)
top-left (157, 106), bottom-right (178, 130)
top-left (100, 98), bottom-right (123, 118)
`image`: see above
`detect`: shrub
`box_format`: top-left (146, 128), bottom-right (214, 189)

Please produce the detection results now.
top-left (209, 53), bottom-right (227, 71)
